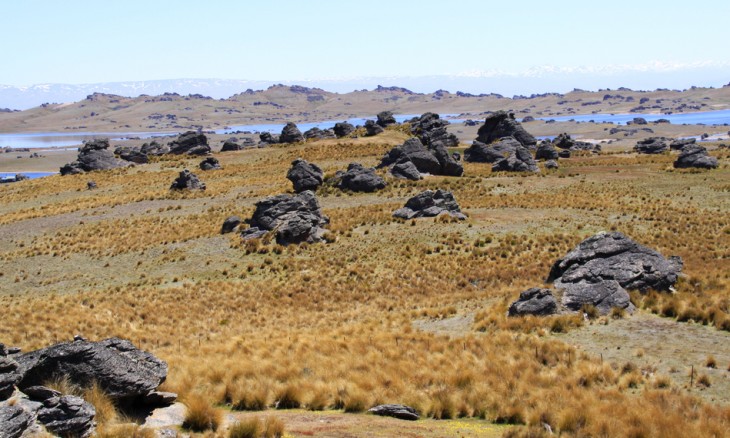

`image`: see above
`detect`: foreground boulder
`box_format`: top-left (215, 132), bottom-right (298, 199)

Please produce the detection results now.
top-left (170, 169), bottom-right (206, 190)
top-left (508, 288), bottom-right (558, 317)
top-left (60, 139), bottom-right (133, 175)
top-left (390, 161), bottom-right (422, 180)
top-left (673, 145), bottom-right (718, 169)
top-left (15, 337), bottom-right (169, 403)
top-left (376, 111), bottom-right (397, 128)
top-left (280, 122), bottom-right (304, 143)
top-left (168, 131), bottom-right (211, 155)
top-left (393, 189), bottom-right (466, 220)
top-left (380, 138), bottom-right (462, 176)
top-left (548, 231), bottom-right (683, 293)
top-left (409, 112), bottom-right (459, 147)
top-left (199, 157), bottom-right (221, 171)
top-left (368, 404), bottom-right (419, 421)
top-left (287, 159), bottom-right (324, 192)
top-left (0, 405), bottom-right (35, 438)
top-left (242, 191), bottom-right (329, 245)
top-left (634, 137), bottom-right (668, 154)
top-left (465, 137), bottom-right (520, 163)
top-left (476, 111), bottom-right (536, 147)
top-left (333, 122), bottom-right (355, 138)
top-left (36, 395), bottom-right (95, 438)
top-left (336, 163), bottom-right (386, 192)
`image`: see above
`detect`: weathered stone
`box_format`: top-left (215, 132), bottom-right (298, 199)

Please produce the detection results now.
top-left (15, 338), bottom-right (168, 402)
top-left (535, 141), bottom-right (559, 160)
top-left (508, 288), bottom-right (558, 316)
top-left (333, 122), bottom-right (355, 138)
top-left (368, 404), bottom-right (419, 421)
top-left (376, 111), bottom-right (397, 127)
top-left (259, 132), bottom-right (280, 145)
top-left (544, 159), bottom-right (559, 169)
top-left (169, 169), bottom-right (205, 190)
top-left (390, 161), bottom-right (421, 180)
top-left (393, 189), bottom-right (466, 220)
top-left (559, 280), bottom-right (635, 315)
top-left (0, 357), bottom-right (20, 400)
top-left (60, 139), bottom-right (132, 175)
top-left (119, 148), bottom-right (149, 164)
top-left (221, 216), bottom-right (242, 234)
top-left (287, 159), bottom-right (324, 192)
top-left (409, 112), bottom-right (459, 147)
top-left (0, 405), bottom-right (34, 438)
top-left (380, 138), bottom-right (462, 176)
top-left (23, 385), bottom-right (61, 402)
top-left (280, 122), bottom-right (304, 143)
top-left (634, 137), bottom-right (668, 154)
top-left (199, 157), bottom-right (221, 171)
top-left (464, 137), bottom-right (520, 163)
top-left (548, 231), bottom-right (683, 292)
top-left (553, 133), bottom-right (597, 151)
top-left (86, 181), bottom-right (97, 190)
top-left (669, 138), bottom-right (696, 150)
top-left (673, 145), bottom-right (718, 169)
top-left (303, 127), bottom-right (336, 140)
top-left (492, 145), bottom-right (539, 173)
top-left (364, 120), bottom-right (384, 136)
top-left (140, 140), bottom-right (170, 156)
top-left (220, 140), bottom-right (243, 152)
top-left (337, 163), bottom-right (386, 192)
top-left (476, 111), bottom-right (537, 147)
top-left (244, 191), bottom-right (329, 245)
top-left (37, 395), bottom-right (95, 438)
top-left (168, 131), bottom-right (211, 155)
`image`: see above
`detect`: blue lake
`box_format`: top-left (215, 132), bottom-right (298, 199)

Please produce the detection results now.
top-left (0, 171), bottom-right (57, 182)
top-left (0, 131), bottom-right (177, 149)
top-left (539, 109), bottom-right (730, 126)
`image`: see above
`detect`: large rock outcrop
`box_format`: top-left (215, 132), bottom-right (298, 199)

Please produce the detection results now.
top-left (242, 191), bottom-right (329, 245)
top-left (390, 161), bottom-right (422, 180)
top-left (491, 145), bottom-right (539, 173)
top-left (379, 138), bottom-right (462, 177)
top-left (336, 163), bottom-right (386, 192)
top-left (169, 169), bottom-right (206, 190)
top-left (168, 131), bottom-right (211, 155)
top-left (548, 232), bottom-right (683, 293)
top-left (303, 127), bottom-right (336, 140)
top-left (15, 338), bottom-right (168, 403)
top-left (259, 132), bottom-right (280, 145)
top-left (287, 159), bottom-right (324, 192)
top-left (393, 189), bottom-right (466, 220)
top-left (673, 145), bottom-right (718, 169)
top-left (60, 139), bottom-right (133, 175)
top-left (280, 122), bottom-right (304, 143)
top-left (409, 112), bottom-right (459, 147)
top-left (476, 111), bottom-right (536, 147)
top-left (508, 288), bottom-right (558, 317)
top-left (634, 137), bottom-right (668, 154)
top-left (559, 280), bottom-right (635, 315)
top-left (464, 137), bottom-right (521, 163)
top-left (140, 140), bottom-right (170, 156)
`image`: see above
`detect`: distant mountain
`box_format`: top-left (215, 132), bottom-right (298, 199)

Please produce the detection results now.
top-left (1, 63), bottom-right (728, 110)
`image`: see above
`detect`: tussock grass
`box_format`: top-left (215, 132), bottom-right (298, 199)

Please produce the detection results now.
top-left (182, 394), bottom-right (222, 432)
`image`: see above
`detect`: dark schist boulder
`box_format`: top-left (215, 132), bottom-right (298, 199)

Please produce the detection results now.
top-left (118, 148), bottom-right (149, 164)
top-left (280, 122), bottom-right (304, 143)
top-left (364, 120), bottom-right (384, 136)
top-left (199, 156), bottom-right (221, 171)
top-left (674, 145), bottom-right (718, 169)
top-left (15, 338), bottom-right (169, 403)
top-left (287, 159), bottom-right (324, 192)
top-left (36, 395), bottom-right (95, 438)
top-left (491, 143), bottom-right (539, 173)
top-left (409, 112), bottom-right (459, 147)
top-left (535, 141), bottom-right (559, 160)
top-left (336, 163), bottom-right (386, 192)
top-left (220, 140), bottom-right (243, 152)
top-left (376, 111), bottom-right (397, 128)
top-left (464, 137), bottom-right (520, 163)
top-left (390, 161), bottom-right (422, 180)
top-left (333, 122), bottom-right (355, 138)
top-left (169, 169), bottom-right (206, 191)
top-left (548, 232), bottom-right (683, 293)
top-left (544, 159), bottom-right (559, 169)
top-left (560, 280), bottom-right (635, 315)
top-left (242, 191), bottom-right (329, 245)
top-left (259, 132), bottom-right (280, 145)
top-left (303, 127), bottom-right (336, 140)
top-left (168, 131), bottom-right (211, 155)
top-left (380, 138), bottom-right (462, 176)
top-left (221, 215), bottom-right (242, 234)
top-left (634, 137), bottom-right (668, 154)
top-left (60, 138), bottom-right (133, 175)
top-left (393, 189), bottom-right (466, 220)
top-left (476, 111), bottom-right (537, 147)
top-left (0, 356), bottom-right (20, 400)
top-left (0, 405), bottom-right (35, 438)
top-left (508, 288), bottom-right (558, 317)
top-left (368, 404), bottom-right (419, 421)
top-left (552, 133), bottom-right (598, 152)
top-left (669, 138), bottom-right (696, 150)
top-left (140, 140), bottom-right (170, 156)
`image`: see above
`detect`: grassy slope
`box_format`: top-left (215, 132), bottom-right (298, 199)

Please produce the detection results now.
top-left (0, 128), bottom-right (729, 437)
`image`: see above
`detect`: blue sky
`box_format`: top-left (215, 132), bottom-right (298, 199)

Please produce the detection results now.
top-left (2, 0), bottom-right (729, 88)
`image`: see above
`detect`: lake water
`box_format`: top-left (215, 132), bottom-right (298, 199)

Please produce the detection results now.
top-left (0, 131), bottom-right (177, 149)
top-left (540, 109), bottom-right (730, 126)
top-left (0, 171), bottom-right (57, 182)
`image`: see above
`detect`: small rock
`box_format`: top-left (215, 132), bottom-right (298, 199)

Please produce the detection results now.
top-left (544, 159), bottom-right (559, 169)
top-left (287, 159), bottom-right (324, 193)
top-left (37, 395), bottom-right (95, 438)
top-left (23, 385), bottom-right (61, 402)
top-left (337, 163), bottom-right (386, 192)
top-left (199, 157), bottom-right (221, 171)
top-left (221, 216), bottom-right (242, 234)
top-left (508, 288), bottom-right (558, 316)
top-left (280, 122), bottom-right (304, 143)
top-left (333, 122), bottom-right (355, 138)
top-left (364, 120), bottom-right (384, 136)
top-left (368, 404), bottom-right (419, 421)
top-left (535, 141), bottom-right (559, 160)
top-left (376, 111), bottom-right (397, 127)
top-left (169, 169), bottom-right (205, 191)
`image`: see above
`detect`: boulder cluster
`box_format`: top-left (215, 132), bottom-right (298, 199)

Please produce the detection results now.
top-left (508, 232), bottom-right (683, 316)
top-left (379, 137), bottom-right (463, 179)
top-left (0, 338), bottom-right (173, 438)
top-left (241, 191), bottom-right (330, 245)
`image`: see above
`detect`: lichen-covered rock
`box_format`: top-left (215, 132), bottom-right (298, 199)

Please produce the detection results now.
top-left (169, 169), bottom-right (206, 190)
top-left (243, 191), bottom-right (329, 245)
top-left (673, 145), bottom-right (718, 169)
top-left (0, 357), bottom-right (20, 400)
top-left (286, 159), bottom-right (324, 192)
top-left (337, 163), bottom-right (386, 192)
top-left (393, 189), bottom-right (466, 220)
top-left (508, 288), bottom-right (558, 316)
top-left (476, 111), bottom-right (536, 147)
top-left (548, 231), bottom-right (683, 292)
